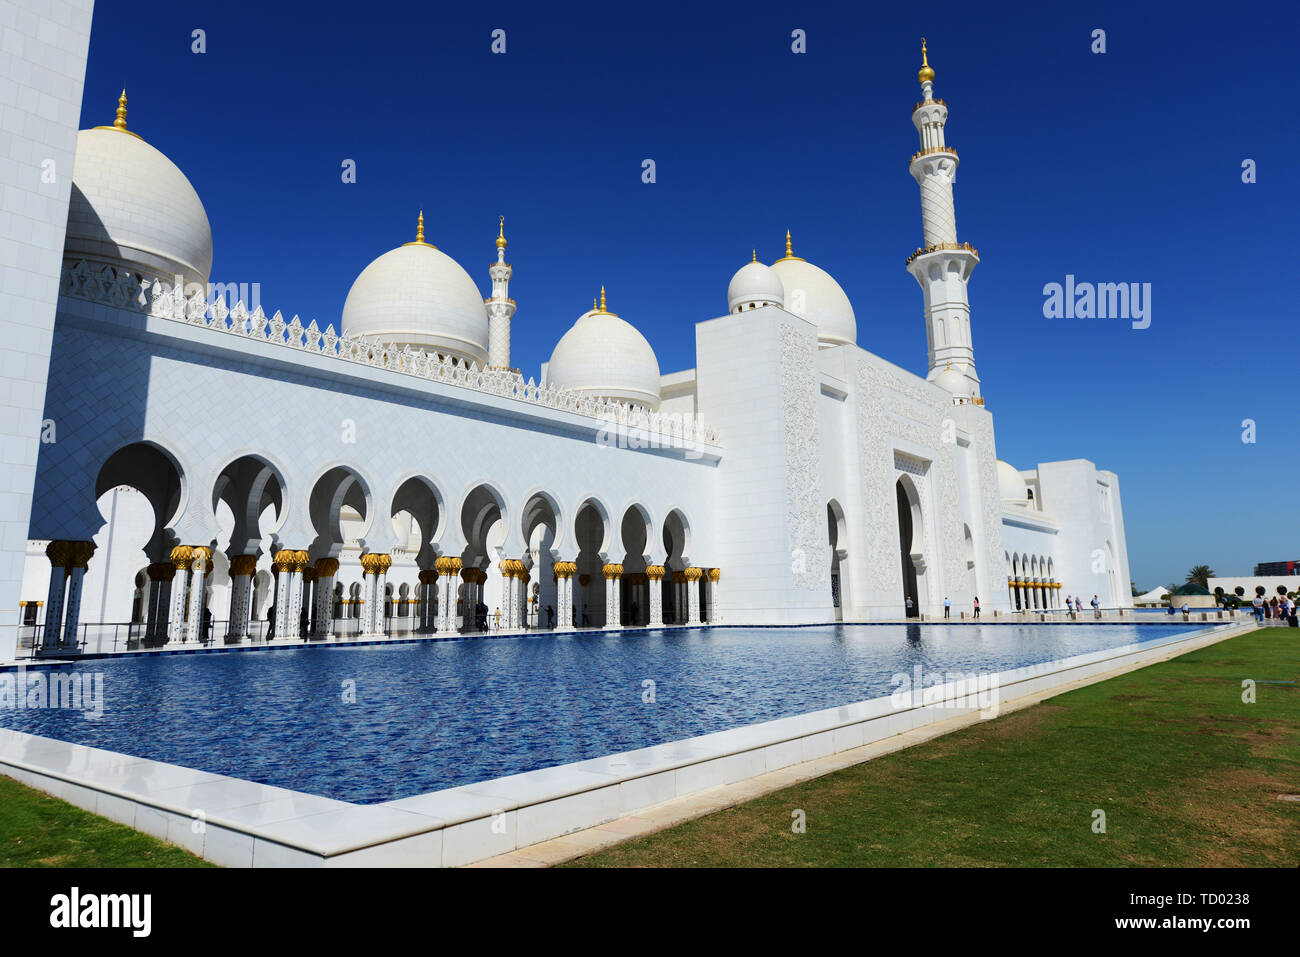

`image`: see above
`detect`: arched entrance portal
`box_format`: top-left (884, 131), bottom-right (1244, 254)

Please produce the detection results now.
top-left (896, 478), bottom-right (922, 617)
top-left (827, 500), bottom-right (848, 621)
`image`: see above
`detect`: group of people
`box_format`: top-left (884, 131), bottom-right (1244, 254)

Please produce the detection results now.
top-left (1249, 593), bottom-right (1297, 626)
top-left (1064, 594), bottom-right (1101, 618)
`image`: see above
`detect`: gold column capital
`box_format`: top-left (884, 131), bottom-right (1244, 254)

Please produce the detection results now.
top-left (645, 564), bottom-right (666, 581)
top-left (602, 563), bottom-right (624, 580)
top-left (315, 557), bottom-right (340, 578)
top-left (229, 554), bottom-right (258, 577)
top-left (171, 545), bottom-right (195, 570)
top-left (684, 566), bottom-right (703, 582)
top-left (707, 567), bottom-right (721, 582)
top-left (147, 561), bottom-right (176, 581)
top-left (67, 540), bottom-right (96, 570)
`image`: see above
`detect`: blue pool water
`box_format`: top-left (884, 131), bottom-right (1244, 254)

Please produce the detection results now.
top-left (0, 623), bottom-right (1197, 803)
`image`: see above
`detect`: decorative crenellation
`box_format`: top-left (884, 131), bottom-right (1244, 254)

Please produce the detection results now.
top-left (60, 261), bottom-right (720, 447)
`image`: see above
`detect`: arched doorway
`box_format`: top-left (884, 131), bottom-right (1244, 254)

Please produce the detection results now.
top-left (895, 477), bottom-right (924, 617)
top-left (827, 500), bottom-right (848, 620)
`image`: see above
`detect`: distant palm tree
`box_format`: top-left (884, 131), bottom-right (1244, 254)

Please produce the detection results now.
top-left (1185, 565), bottom-right (1215, 588)
top-left (1163, 582), bottom-right (1178, 595)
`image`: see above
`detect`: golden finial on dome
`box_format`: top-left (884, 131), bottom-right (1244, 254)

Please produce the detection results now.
top-left (404, 210), bottom-right (435, 247)
top-left (599, 286), bottom-right (607, 313)
top-left (496, 215), bottom-right (507, 250)
top-left (94, 87), bottom-right (142, 139)
top-left (918, 37), bottom-right (935, 85)
top-left (752, 249), bottom-right (757, 263)
top-left (775, 229), bottom-right (804, 263)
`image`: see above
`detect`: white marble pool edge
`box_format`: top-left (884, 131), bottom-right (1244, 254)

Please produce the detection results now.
top-left (0, 621), bottom-right (1253, 867)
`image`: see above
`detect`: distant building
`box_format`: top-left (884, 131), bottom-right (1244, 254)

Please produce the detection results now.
top-left (1253, 560), bottom-right (1299, 577)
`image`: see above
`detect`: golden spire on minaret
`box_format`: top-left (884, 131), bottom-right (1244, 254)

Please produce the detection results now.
top-left (496, 216), bottom-right (507, 250)
top-left (918, 38), bottom-right (935, 85)
top-left (752, 249), bottom-right (757, 263)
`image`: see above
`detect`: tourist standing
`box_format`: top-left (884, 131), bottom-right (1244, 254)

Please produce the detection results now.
top-left (1252, 595), bottom-right (1264, 622)
top-left (266, 603), bottom-right (276, 640)
top-left (1091, 595), bottom-right (1101, 619)
top-left (905, 596), bottom-right (914, 617)
top-left (973, 596), bottom-right (980, 619)
top-left (943, 596), bottom-right (951, 619)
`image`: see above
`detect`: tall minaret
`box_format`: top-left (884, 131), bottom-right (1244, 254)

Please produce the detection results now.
top-left (486, 216), bottom-right (516, 370)
top-left (906, 39), bottom-right (983, 403)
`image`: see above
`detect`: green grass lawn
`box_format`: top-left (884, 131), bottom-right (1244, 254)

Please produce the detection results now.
top-left (0, 776), bottom-right (212, 867)
top-left (566, 627), bottom-right (1299, 867)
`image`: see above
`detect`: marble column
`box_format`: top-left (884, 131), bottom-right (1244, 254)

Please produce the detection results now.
top-left (602, 563), bottom-right (623, 629)
top-left (435, 557), bottom-right (461, 632)
top-left (301, 567), bottom-right (316, 635)
top-left (146, 561), bottom-right (175, 643)
top-left (553, 561), bottom-right (576, 631)
top-left (359, 553), bottom-right (390, 637)
top-left (41, 541), bottom-right (71, 651)
top-left (417, 569), bottom-right (437, 632)
top-left (183, 546), bottom-right (212, 642)
top-left (168, 545), bottom-right (195, 644)
top-left (519, 569), bottom-right (531, 629)
top-left (646, 565), bottom-right (665, 627)
top-left (685, 567), bottom-right (703, 625)
top-left (57, 541), bottom-right (96, 650)
top-left (461, 566), bottom-right (478, 632)
top-left (501, 559), bottom-right (526, 630)
top-left (227, 554), bottom-right (257, 641)
top-left (313, 557), bottom-right (339, 638)
top-left (707, 568), bottom-right (721, 623)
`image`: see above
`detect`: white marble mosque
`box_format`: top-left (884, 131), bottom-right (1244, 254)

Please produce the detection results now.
top-left (15, 41), bottom-right (1133, 655)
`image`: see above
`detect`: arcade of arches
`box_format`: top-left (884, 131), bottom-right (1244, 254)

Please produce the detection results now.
top-left (31, 444), bottom-right (723, 651)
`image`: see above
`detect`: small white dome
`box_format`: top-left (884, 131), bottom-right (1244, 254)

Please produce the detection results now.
top-left (770, 249), bottom-right (856, 348)
top-left (997, 460), bottom-right (1029, 504)
top-left (727, 258), bottom-right (784, 313)
top-left (547, 297), bottom-right (661, 410)
top-left (65, 126), bottom-right (213, 286)
top-left (341, 234), bottom-right (489, 366)
top-left (933, 366), bottom-right (969, 396)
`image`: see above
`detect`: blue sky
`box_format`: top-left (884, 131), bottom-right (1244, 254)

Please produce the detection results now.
top-left (79, 0), bottom-right (1296, 590)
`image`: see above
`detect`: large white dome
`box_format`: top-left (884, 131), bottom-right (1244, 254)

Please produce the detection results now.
top-left (65, 122), bottom-right (213, 286)
top-left (547, 293), bottom-right (661, 410)
top-left (727, 256), bottom-right (784, 313)
top-left (769, 234), bottom-right (856, 348)
top-left (341, 222), bottom-right (489, 366)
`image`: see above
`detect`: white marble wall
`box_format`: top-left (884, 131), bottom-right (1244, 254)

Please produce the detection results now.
top-left (0, 0), bottom-right (93, 662)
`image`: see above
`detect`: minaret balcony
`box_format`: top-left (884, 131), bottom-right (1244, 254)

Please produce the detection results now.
top-left (910, 144), bottom-right (958, 164)
top-left (905, 242), bottom-right (979, 267)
